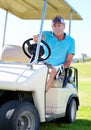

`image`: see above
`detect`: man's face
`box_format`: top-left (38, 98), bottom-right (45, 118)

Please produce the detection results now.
top-left (52, 22), bottom-right (65, 36)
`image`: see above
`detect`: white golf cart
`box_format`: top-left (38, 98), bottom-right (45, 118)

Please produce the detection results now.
top-left (0, 0), bottom-right (82, 130)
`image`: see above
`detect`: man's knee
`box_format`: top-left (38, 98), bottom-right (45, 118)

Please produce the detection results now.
top-left (49, 67), bottom-right (56, 75)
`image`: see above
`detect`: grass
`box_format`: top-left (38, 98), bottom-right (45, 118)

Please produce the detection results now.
top-left (40, 61), bottom-right (91, 130)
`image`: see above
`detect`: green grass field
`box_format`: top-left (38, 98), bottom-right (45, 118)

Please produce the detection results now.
top-left (40, 62), bottom-right (91, 130)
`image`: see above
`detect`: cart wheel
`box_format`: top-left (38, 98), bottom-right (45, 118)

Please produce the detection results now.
top-left (65, 98), bottom-right (77, 123)
top-left (0, 100), bottom-right (22, 130)
top-left (9, 101), bottom-right (40, 130)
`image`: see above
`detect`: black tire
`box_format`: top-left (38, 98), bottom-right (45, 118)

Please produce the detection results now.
top-left (65, 98), bottom-right (77, 123)
top-left (9, 101), bottom-right (40, 130)
top-left (0, 100), bottom-right (22, 130)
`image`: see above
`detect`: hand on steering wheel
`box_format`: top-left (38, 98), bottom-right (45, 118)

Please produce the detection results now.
top-left (22, 38), bottom-right (51, 62)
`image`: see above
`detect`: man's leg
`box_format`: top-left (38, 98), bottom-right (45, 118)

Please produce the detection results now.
top-left (46, 66), bottom-right (56, 92)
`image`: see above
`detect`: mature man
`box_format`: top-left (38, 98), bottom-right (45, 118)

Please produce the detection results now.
top-left (33, 16), bottom-right (75, 92)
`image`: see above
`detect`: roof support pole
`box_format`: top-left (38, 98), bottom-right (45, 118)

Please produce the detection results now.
top-left (69, 9), bottom-right (73, 35)
top-left (34, 0), bottom-right (47, 63)
top-left (2, 11), bottom-right (8, 47)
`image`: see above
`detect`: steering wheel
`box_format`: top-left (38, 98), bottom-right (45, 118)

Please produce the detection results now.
top-left (22, 38), bottom-right (51, 62)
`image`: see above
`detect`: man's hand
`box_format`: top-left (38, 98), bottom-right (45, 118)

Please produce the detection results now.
top-left (56, 64), bottom-right (64, 79)
top-left (33, 35), bottom-right (39, 43)
top-left (33, 35), bottom-right (44, 43)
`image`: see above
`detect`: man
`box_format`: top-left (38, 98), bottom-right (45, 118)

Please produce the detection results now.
top-left (33, 16), bottom-right (75, 92)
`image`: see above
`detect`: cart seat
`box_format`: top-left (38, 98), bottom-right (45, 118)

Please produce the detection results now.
top-left (1, 45), bottom-right (29, 62)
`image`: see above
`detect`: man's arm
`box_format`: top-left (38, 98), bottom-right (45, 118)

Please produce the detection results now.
top-left (63, 54), bottom-right (74, 69)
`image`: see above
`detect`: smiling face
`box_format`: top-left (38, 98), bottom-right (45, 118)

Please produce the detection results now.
top-left (52, 22), bottom-right (65, 36)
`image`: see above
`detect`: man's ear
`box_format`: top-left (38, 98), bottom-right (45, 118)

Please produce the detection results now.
top-left (63, 23), bottom-right (65, 29)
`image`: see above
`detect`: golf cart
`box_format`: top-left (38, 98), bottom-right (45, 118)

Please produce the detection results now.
top-left (0, 0), bottom-right (82, 130)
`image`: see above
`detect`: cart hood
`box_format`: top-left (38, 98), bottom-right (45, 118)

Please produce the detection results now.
top-left (0, 0), bottom-right (82, 20)
top-left (0, 63), bottom-right (48, 91)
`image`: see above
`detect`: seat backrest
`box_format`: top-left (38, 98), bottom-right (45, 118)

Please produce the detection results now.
top-left (1, 45), bottom-right (30, 62)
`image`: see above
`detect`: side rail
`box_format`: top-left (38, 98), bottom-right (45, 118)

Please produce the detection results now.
top-left (62, 67), bottom-right (78, 91)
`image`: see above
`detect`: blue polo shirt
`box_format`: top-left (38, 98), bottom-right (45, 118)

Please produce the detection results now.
top-left (42, 31), bottom-right (75, 66)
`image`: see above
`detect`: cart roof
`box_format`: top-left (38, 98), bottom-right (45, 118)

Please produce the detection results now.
top-left (0, 0), bottom-right (82, 20)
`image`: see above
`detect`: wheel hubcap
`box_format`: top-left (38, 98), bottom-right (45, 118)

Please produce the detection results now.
top-left (16, 112), bottom-right (35, 130)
